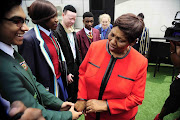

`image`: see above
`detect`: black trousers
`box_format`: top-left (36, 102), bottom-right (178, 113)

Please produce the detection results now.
top-left (164, 77), bottom-right (180, 113)
top-left (67, 62), bottom-right (79, 103)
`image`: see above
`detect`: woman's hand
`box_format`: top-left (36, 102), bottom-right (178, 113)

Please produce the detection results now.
top-left (69, 105), bottom-right (82, 120)
top-left (60, 101), bottom-right (74, 111)
top-left (86, 99), bottom-right (108, 113)
top-left (74, 100), bottom-right (86, 112)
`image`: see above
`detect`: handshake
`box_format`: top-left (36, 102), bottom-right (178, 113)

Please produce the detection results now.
top-left (74, 99), bottom-right (108, 114)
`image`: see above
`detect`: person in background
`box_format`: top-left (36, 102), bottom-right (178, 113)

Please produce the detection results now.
top-left (94, 13), bottom-right (112, 40)
top-left (133, 13), bottom-right (150, 58)
top-left (75, 13), bottom-right (147, 120)
top-left (76, 12), bottom-right (100, 61)
top-left (53, 5), bottom-right (81, 103)
top-left (0, 0), bottom-right (82, 119)
top-left (19, 0), bottom-right (68, 101)
top-left (154, 40), bottom-right (180, 120)
top-left (94, 23), bottom-right (113, 29)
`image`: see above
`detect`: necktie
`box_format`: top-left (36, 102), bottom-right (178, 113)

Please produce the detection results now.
top-left (88, 32), bottom-right (93, 39)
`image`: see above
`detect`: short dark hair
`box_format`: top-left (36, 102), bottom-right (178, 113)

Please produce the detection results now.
top-left (0, 0), bottom-right (22, 23)
top-left (83, 12), bottom-right (94, 19)
top-left (114, 13), bottom-right (144, 43)
top-left (137, 13), bottom-right (144, 19)
top-left (63, 5), bottom-right (76, 13)
top-left (28, 0), bottom-right (57, 24)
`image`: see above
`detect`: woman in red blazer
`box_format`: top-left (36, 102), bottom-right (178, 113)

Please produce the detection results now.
top-left (75, 13), bottom-right (148, 120)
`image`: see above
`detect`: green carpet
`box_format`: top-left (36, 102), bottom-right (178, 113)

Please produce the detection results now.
top-left (78, 64), bottom-right (180, 120)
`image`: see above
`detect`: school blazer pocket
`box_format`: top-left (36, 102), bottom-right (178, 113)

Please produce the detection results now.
top-left (116, 74), bottom-right (135, 97)
top-left (85, 61), bottom-right (100, 78)
top-left (118, 75), bottom-right (135, 81)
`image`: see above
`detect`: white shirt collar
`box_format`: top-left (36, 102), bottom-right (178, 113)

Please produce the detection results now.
top-left (0, 41), bottom-right (14, 58)
top-left (84, 27), bottom-right (92, 35)
top-left (38, 25), bottom-right (51, 36)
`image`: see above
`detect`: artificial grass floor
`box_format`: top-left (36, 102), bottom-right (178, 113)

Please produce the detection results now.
top-left (78, 64), bottom-right (180, 120)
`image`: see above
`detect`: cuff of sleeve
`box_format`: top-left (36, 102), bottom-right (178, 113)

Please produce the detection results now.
top-left (77, 98), bottom-right (87, 101)
top-left (106, 100), bottom-right (111, 115)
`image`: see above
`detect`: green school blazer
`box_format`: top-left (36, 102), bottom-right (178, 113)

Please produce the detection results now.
top-left (0, 50), bottom-right (72, 120)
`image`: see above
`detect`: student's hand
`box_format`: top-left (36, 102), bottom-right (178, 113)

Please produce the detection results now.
top-left (74, 100), bottom-right (86, 112)
top-left (9, 101), bottom-right (26, 117)
top-left (67, 74), bottom-right (74, 84)
top-left (69, 105), bottom-right (82, 120)
top-left (86, 99), bottom-right (107, 113)
top-left (9, 101), bottom-right (45, 120)
top-left (20, 108), bottom-right (45, 120)
top-left (60, 101), bottom-right (74, 111)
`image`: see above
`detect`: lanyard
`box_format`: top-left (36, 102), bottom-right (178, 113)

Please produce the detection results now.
top-left (49, 35), bottom-right (60, 59)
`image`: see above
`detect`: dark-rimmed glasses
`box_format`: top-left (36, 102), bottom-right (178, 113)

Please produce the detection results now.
top-left (2, 16), bottom-right (29, 27)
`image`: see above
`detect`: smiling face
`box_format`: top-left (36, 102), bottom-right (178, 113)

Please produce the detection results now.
top-left (0, 5), bottom-right (29, 46)
top-left (108, 26), bottom-right (130, 55)
top-left (101, 17), bottom-right (110, 30)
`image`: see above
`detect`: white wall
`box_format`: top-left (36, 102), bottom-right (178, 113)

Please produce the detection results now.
top-left (22, 0), bottom-right (89, 29)
top-left (115, 0), bottom-right (180, 38)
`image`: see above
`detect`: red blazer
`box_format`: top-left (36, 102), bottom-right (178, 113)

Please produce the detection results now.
top-left (78, 40), bottom-right (148, 120)
top-left (76, 28), bottom-right (100, 60)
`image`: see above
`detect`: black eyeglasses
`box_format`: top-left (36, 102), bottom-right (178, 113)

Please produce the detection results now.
top-left (2, 16), bottom-right (29, 27)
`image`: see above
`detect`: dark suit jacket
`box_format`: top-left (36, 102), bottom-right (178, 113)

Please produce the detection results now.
top-left (0, 50), bottom-right (72, 120)
top-left (52, 23), bottom-right (81, 76)
top-left (76, 28), bottom-right (100, 60)
top-left (18, 25), bottom-right (68, 97)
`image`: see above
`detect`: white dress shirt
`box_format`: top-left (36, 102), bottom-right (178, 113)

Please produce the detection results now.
top-left (84, 27), bottom-right (92, 36)
top-left (0, 41), bottom-right (14, 58)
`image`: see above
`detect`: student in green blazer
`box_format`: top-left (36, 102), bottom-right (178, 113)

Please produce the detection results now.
top-left (0, 0), bottom-right (82, 119)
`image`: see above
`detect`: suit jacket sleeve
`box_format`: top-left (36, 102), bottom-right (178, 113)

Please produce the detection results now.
top-left (76, 31), bottom-right (83, 61)
top-left (0, 66), bottom-right (72, 120)
top-left (52, 30), bottom-right (71, 75)
top-left (107, 58), bottom-right (148, 114)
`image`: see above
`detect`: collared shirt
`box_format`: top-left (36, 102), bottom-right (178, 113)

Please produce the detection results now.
top-left (0, 41), bottom-right (14, 58)
top-left (61, 23), bottom-right (76, 60)
top-left (38, 25), bottom-right (51, 36)
top-left (101, 27), bottom-right (108, 40)
top-left (84, 27), bottom-right (92, 36)
top-left (61, 22), bottom-right (74, 34)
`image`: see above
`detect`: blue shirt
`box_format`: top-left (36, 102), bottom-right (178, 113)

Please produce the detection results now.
top-left (94, 24), bottom-right (113, 29)
top-left (100, 27), bottom-right (109, 40)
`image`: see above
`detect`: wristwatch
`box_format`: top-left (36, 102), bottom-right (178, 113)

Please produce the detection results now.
top-left (170, 51), bottom-right (176, 54)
